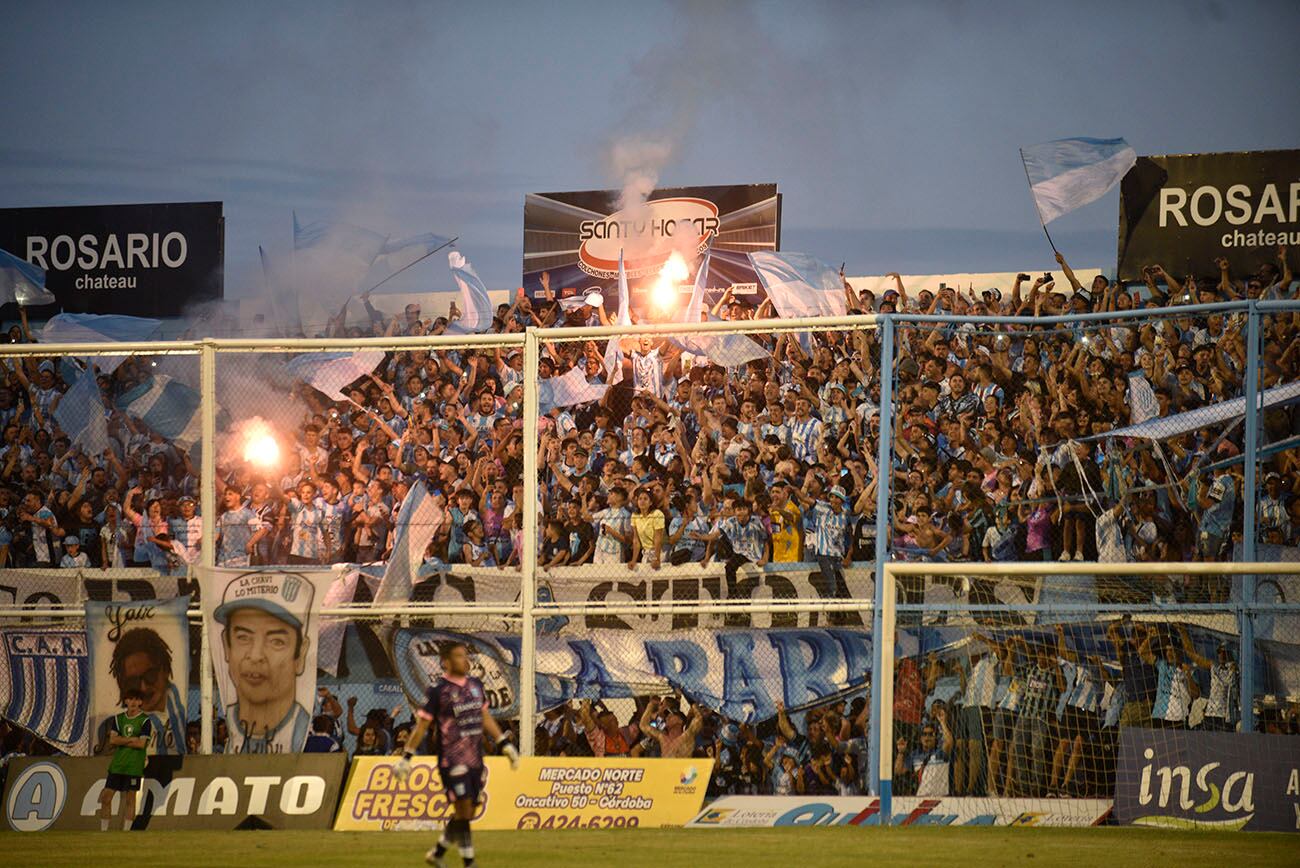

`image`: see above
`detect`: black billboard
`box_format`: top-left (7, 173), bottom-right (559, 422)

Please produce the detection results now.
top-left (1117, 149), bottom-right (1299, 282)
top-left (0, 201), bottom-right (224, 317)
top-left (522, 184), bottom-right (779, 318)
top-left (3, 753), bottom-right (347, 832)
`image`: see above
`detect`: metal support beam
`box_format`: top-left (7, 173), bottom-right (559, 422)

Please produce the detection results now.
top-left (1240, 301), bottom-right (1260, 731)
top-left (518, 327), bottom-right (540, 755)
top-left (869, 315), bottom-right (895, 819)
top-left (199, 340), bottom-right (216, 754)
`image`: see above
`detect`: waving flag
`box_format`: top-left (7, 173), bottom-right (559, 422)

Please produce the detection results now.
top-left (749, 250), bottom-right (847, 320)
top-left (1020, 137), bottom-right (1137, 224)
top-left (444, 249), bottom-right (495, 335)
top-left (374, 481), bottom-right (440, 605)
top-left (0, 248), bottom-right (57, 307)
top-left (115, 374), bottom-right (203, 448)
top-left (1090, 380), bottom-right (1300, 441)
top-left (539, 365), bottom-right (609, 412)
top-left (284, 350), bottom-right (385, 401)
top-left (53, 368), bottom-right (111, 457)
top-left (40, 312), bottom-right (164, 374)
top-left (366, 233), bottom-right (455, 290)
top-left (1127, 370), bottom-right (1160, 425)
top-left (677, 253), bottom-right (769, 369)
top-left (602, 250), bottom-right (631, 385)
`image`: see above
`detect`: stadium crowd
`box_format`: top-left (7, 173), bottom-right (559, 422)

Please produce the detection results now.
top-left (0, 244), bottom-right (1296, 779)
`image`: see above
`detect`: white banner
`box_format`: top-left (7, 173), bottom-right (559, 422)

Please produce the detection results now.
top-left (199, 567), bottom-right (335, 754)
top-left (0, 569), bottom-right (189, 608)
top-left (688, 795), bottom-right (1112, 828)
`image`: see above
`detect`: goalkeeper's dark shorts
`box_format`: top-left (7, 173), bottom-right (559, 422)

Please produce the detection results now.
top-left (440, 763), bottom-right (486, 805)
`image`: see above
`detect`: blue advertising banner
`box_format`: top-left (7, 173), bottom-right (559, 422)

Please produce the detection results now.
top-left (1114, 728), bottom-right (1300, 832)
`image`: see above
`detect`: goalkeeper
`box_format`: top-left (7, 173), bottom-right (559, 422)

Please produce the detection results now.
top-left (394, 641), bottom-right (519, 867)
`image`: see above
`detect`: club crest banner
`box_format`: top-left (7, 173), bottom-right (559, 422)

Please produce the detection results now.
top-left (0, 627), bottom-right (91, 754)
top-left (199, 567), bottom-right (333, 754)
top-left (85, 596), bottom-right (190, 757)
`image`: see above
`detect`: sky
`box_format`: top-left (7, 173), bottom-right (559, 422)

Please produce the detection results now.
top-left (2, 0), bottom-right (1298, 298)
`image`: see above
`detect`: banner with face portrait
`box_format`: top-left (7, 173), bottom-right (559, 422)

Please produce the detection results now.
top-left (199, 568), bottom-right (332, 754)
top-left (85, 596), bottom-right (190, 758)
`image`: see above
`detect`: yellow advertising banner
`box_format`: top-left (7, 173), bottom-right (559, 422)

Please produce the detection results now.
top-left (334, 756), bottom-right (712, 832)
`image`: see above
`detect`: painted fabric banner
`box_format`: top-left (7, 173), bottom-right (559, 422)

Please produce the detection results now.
top-left (199, 567), bottom-right (333, 754)
top-left (0, 627), bottom-right (91, 754)
top-left (391, 627), bottom-right (873, 723)
top-left (85, 595), bottom-right (190, 756)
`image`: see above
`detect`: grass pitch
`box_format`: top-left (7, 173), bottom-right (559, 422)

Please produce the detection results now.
top-left (1, 827), bottom-right (1296, 866)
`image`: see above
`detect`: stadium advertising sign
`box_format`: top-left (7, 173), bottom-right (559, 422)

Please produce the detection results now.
top-left (334, 756), bottom-right (711, 831)
top-left (0, 201), bottom-right (224, 317)
top-left (1117, 149), bottom-right (1300, 282)
top-left (686, 796), bottom-right (1112, 828)
top-left (522, 184), bottom-right (779, 317)
top-left (3, 754), bottom-right (347, 831)
top-left (1114, 728), bottom-right (1300, 832)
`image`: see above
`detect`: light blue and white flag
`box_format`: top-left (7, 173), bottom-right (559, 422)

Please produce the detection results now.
top-left (115, 374), bottom-right (203, 448)
top-left (676, 254), bottom-right (770, 369)
top-left (1090, 379), bottom-right (1300, 441)
top-left (292, 212), bottom-right (388, 306)
top-left (284, 350), bottom-right (385, 401)
top-left (748, 250), bottom-right (847, 320)
top-left (53, 367), bottom-right (111, 457)
top-left (366, 233), bottom-right (455, 290)
top-left (40, 313), bottom-right (164, 374)
top-left (1127, 370), bottom-right (1160, 425)
top-left (539, 365), bottom-right (609, 413)
top-left (1020, 137), bottom-right (1137, 224)
top-left (444, 249), bottom-right (495, 335)
top-left (0, 247), bottom-right (57, 307)
top-left (602, 250), bottom-right (631, 385)
top-left (374, 481), bottom-right (441, 605)
top-left (0, 626), bottom-right (90, 754)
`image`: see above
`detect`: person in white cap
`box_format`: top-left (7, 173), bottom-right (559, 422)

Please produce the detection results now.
top-left (59, 534), bottom-right (90, 568)
top-left (214, 573), bottom-right (314, 753)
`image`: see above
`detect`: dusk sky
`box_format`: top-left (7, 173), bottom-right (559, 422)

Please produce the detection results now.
top-left (3, 0), bottom-right (1297, 296)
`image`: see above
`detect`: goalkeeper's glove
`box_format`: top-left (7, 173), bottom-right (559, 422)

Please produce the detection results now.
top-left (495, 734), bottom-right (520, 769)
top-left (393, 753), bottom-right (413, 783)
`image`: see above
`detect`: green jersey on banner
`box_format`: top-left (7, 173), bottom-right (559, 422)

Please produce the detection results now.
top-left (107, 712), bottom-right (153, 777)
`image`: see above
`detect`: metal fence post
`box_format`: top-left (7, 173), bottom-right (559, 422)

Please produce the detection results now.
top-left (518, 327), bottom-right (540, 755)
top-left (1240, 301), bottom-right (1260, 732)
top-left (868, 315), bottom-right (895, 822)
top-left (199, 340), bottom-right (216, 754)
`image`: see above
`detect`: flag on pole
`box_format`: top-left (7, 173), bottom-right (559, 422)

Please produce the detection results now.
top-left (748, 250), bottom-right (847, 319)
top-left (53, 367), bottom-right (111, 457)
top-left (602, 251), bottom-right (630, 385)
top-left (676, 254), bottom-right (769, 369)
top-left (0, 248), bottom-right (57, 307)
top-left (1020, 137), bottom-right (1137, 224)
top-left (373, 481), bottom-right (440, 605)
top-left (444, 249), bottom-right (495, 335)
top-left (284, 350), bottom-right (386, 401)
top-left (365, 233), bottom-right (455, 290)
top-left (115, 375), bottom-right (203, 449)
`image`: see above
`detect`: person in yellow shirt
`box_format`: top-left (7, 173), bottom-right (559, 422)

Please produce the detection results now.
top-left (770, 508), bottom-right (801, 562)
top-left (769, 480), bottom-right (804, 561)
top-left (629, 488), bottom-right (665, 570)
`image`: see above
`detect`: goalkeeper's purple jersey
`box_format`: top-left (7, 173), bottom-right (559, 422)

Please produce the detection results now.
top-left (418, 675), bottom-right (488, 770)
